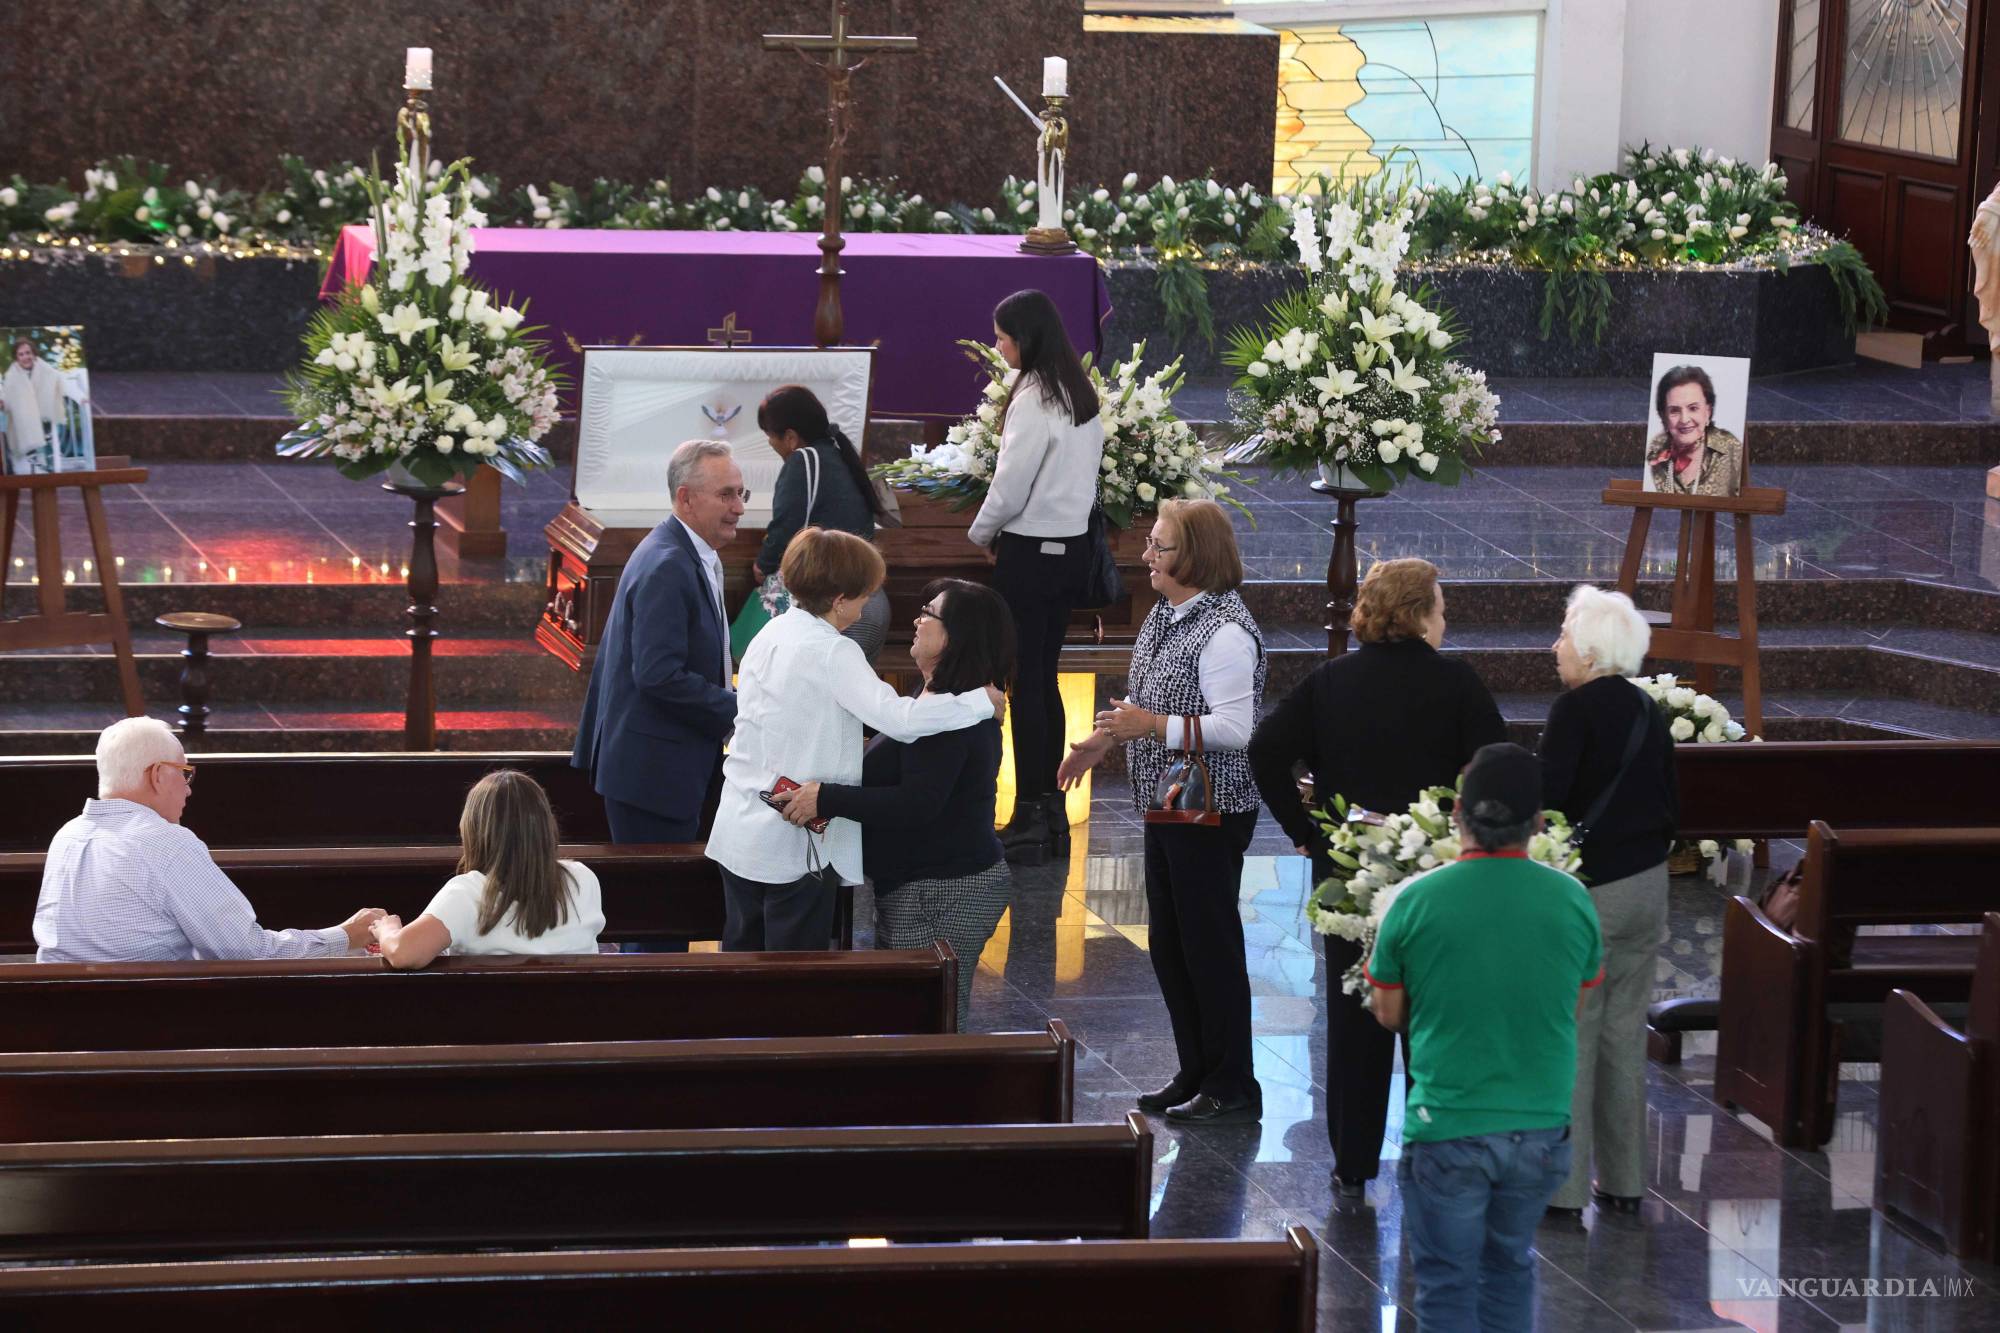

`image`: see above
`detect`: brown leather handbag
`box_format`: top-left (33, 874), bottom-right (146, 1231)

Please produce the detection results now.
top-left (1145, 714), bottom-right (1222, 827)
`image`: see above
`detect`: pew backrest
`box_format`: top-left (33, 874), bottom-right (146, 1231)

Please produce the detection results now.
top-left (1796, 822), bottom-right (2000, 943)
top-left (1674, 741), bottom-right (2000, 840)
top-left (0, 1116), bottom-right (1149, 1260)
top-left (0, 1228), bottom-right (1320, 1330)
top-left (0, 945), bottom-right (958, 1052)
top-left (0, 842), bottom-right (718, 954)
top-left (0, 1023), bottom-right (1076, 1143)
top-left (1973, 913), bottom-right (2000, 1043)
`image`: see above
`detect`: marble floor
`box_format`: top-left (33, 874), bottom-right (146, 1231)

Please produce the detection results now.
top-left (887, 780), bottom-right (2000, 1330)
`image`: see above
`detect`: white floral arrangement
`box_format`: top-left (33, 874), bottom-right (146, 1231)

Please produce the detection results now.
top-left (279, 141), bottom-right (560, 488)
top-left (1309, 785), bottom-right (1582, 996)
top-left (871, 339), bottom-right (1244, 529)
top-left (1634, 673), bottom-right (1759, 871)
top-left (1222, 176), bottom-right (1501, 490)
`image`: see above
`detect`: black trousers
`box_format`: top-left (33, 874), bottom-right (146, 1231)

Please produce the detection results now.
top-left (1143, 810), bottom-right (1260, 1103)
top-left (991, 531), bottom-right (1085, 802)
top-left (1322, 932), bottom-right (1407, 1182)
top-left (600, 757), bottom-right (720, 954)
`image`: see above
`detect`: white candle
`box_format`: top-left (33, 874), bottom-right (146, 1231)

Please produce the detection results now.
top-left (405, 47), bottom-right (433, 90)
top-left (1043, 56), bottom-right (1067, 98)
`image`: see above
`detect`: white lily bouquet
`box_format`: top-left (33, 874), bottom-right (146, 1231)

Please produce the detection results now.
top-left (1223, 178), bottom-right (1500, 490)
top-left (1310, 785), bottom-right (1582, 996)
top-left (1634, 673), bottom-right (1759, 872)
top-left (872, 340), bottom-right (1243, 528)
top-left (279, 140), bottom-right (561, 487)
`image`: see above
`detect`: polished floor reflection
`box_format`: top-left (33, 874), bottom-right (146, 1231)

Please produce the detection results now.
top-left (879, 784), bottom-right (2000, 1329)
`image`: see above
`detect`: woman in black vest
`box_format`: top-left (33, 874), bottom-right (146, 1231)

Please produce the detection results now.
top-left (755, 385), bottom-right (891, 662)
top-left (1059, 499), bottom-right (1266, 1123)
top-left (1248, 558), bottom-right (1505, 1196)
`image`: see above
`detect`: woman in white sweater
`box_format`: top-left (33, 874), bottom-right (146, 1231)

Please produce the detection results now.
top-left (705, 528), bottom-right (1006, 951)
top-left (966, 289), bottom-right (1106, 866)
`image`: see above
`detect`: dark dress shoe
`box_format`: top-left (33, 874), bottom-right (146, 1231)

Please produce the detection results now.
top-left (1136, 1080), bottom-right (1196, 1114)
top-left (1333, 1176), bottom-right (1368, 1200)
top-left (1543, 1205), bottom-right (1585, 1224)
top-left (1165, 1093), bottom-right (1260, 1124)
top-left (1592, 1189), bottom-right (1643, 1214)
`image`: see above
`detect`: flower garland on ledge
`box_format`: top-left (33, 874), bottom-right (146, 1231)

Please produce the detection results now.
top-left (2, 145), bottom-right (1886, 347)
top-left (277, 144), bottom-right (560, 488)
top-left (871, 340), bottom-right (1244, 529)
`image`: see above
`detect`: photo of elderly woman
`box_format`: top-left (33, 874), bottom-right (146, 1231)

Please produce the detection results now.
top-left (0, 327), bottom-right (94, 476)
top-left (1643, 355), bottom-right (1747, 497)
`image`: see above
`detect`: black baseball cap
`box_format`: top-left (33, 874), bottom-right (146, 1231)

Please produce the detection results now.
top-left (1459, 742), bottom-right (1542, 826)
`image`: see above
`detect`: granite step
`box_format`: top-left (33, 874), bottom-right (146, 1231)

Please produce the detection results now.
top-left (0, 699), bottom-right (577, 758)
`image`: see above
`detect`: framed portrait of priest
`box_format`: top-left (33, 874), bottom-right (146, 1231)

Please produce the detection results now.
top-left (1642, 353), bottom-right (1749, 498)
top-left (1, 325), bottom-right (95, 477)
top-left (538, 343), bottom-right (875, 669)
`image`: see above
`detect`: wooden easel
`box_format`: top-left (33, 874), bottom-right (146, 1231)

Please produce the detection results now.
top-left (1602, 477), bottom-right (1786, 738)
top-left (0, 464), bottom-right (149, 717)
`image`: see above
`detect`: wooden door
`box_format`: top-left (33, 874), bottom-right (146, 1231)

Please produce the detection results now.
top-left (1772, 0), bottom-right (1994, 346)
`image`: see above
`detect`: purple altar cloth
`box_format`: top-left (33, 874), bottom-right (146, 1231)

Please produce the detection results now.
top-left (321, 226), bottom-right (1110, 420)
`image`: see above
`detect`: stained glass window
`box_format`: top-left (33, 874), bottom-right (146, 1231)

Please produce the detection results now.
top-left (1837, 0), bottom-right (1968, 159)
top-left (1784, 0), bottom-right (1819, 131)
top-left (1270, 13), bottom-right (1540, 192)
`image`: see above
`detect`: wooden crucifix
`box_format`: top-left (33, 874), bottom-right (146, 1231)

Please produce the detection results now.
top-left (763, 0), bottom-right (918, 348)
top-left (706, 312), bottom-right (753, 348)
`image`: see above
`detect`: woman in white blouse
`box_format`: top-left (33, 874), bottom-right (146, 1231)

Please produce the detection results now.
top-left (1058, 500), bottom-right (1267, 1124)
top-left (705, 527), bottom-right (1006, 952)
top-left (967, 289), bottom-right (1106, 867)
top-left (371, 770), bottom-right (605, 967)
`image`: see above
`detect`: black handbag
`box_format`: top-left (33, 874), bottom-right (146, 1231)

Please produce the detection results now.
top-left (1145, 714), bottom-right (1222, 827)
top-left (1077, 506), bottom-right (1124, 611)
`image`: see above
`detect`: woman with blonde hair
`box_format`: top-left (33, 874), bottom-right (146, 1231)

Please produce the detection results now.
top-left (1248, 557), bottom-right (1504, 1195)
top-left (370, 769), bottom-right (605, 967)
top-left (1059, 499), bottom-right (1267, 1123)
top-left (706, 527), bottom-right (1005, 952)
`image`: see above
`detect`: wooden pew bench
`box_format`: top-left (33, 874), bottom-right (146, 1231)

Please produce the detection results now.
top-left (1877, 912), bottom-right (2000, 1264)
top-left (0, 1023), bottom-right (1076, 1143)
top-left (0, 1229), bottom-right (1321, 1329)
top-left (0, 1116), bottom-right (1145, 1261)
top-left (0, 945), bottom-right (960, 1052)
top-left (1714, 823), bottom-right (2000, 1146)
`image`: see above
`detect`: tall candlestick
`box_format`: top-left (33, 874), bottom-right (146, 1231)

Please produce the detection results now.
top-left (405, 46), bottom-right (433, 90)
top-left (1043, 56), bottom-right (1067, 98)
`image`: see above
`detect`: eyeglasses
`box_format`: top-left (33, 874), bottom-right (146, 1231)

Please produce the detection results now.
top-left (714, 487), bottom-right (752, 503)
top-left (1143, 538), bottom-right (1177, 554)
top-left (915, 606), bottom-right (944, 622)
top-left (152, 761), bottom-right (195, 781)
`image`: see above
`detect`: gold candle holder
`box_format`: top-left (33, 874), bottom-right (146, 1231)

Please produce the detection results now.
top-left (398, 86), bottom-right (432, 176)
top-left (1020, 93), bottom-right (1078, 255)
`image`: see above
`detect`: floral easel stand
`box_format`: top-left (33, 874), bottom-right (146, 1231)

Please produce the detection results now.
top-left (1312, 461), bottom-right (1384, 657)
top-left (384, 475), bottom-right (461, 750)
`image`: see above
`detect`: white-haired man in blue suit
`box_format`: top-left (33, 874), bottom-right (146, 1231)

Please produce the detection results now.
top-left (573, 441), bottom-right (747, 922)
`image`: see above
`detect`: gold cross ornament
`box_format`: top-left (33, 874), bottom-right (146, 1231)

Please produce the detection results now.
top-left (706, 312), bottom-right (753, 348)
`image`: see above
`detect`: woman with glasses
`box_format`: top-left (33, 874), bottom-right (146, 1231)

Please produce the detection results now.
top-left (771, 579), bottom-right (1015, 1027)
top-left (967, 289), bottom-right (1106, 867)
top-left (1057, 500), bottom-right (1267, 1123)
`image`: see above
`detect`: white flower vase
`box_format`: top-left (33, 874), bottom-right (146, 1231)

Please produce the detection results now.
top-left (1318, 459), bottom-right (1369, 491)
top-left (383, 457), bottom-right (426, 490)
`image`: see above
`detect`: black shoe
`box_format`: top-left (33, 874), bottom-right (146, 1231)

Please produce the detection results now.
top-left (1165, 1093), bottom-right (1260, 1124)
top-left (1136, 1079), bottom-right (1197, 1114)
top-left (1543, 1205), bottom-right (1585, 1224)
top-left (1042, 794), bottom-right (1072, 857)
top-left (1591, 1188), bottom-right (1642, 1214)
top-left (1333, 1176), bottom-right (1368, 1200)
top-left (1001, 797), bottom-right (1054, 864)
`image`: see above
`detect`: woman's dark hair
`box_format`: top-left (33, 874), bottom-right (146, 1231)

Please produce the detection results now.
top-left (459, 770), bottom-right (574, 940)
top-left (1653, 365), bottom-right (1717, 423)
top-left (921, 578), bottom-right (1016, 695)
top-left (756, 384), bottom-right (886, 521)
top-left (994, 289), bottom-right (1099, 428)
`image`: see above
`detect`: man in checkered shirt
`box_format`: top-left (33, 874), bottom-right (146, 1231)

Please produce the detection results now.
top-left (33, 718), bottom-right (385, 962)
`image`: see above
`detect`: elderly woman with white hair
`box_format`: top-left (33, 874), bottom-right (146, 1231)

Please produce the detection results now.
top-left (1539, 585), bottom-right (1678, 1219)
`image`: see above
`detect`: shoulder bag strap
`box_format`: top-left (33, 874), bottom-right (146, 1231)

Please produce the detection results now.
top-left (801, 444), bottom-right (821, 523)
top-left (1576, 694), bottom-right (1652, 840)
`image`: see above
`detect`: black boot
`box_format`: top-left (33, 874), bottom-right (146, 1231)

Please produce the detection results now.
top-left (1001, 796), bottom-right (1054, 866)
top-left (1043, 794), bottom-right (1072, 858)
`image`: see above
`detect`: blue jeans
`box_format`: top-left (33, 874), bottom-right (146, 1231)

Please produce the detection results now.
top-left (1397, 1126), bottom-right (1572, 1332)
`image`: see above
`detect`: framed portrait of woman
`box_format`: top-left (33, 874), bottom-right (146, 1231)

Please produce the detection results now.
top-left (1642, 353), bottom-right (1749, 497)
top-left (0, 326), bottom-right (94, 477)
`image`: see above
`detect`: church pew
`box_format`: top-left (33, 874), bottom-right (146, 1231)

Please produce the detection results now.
top-left (0, 842), bottom-right (725, 953)
top-left (7, 742), bottom-right (1996, 853)
top-left (0, 1117), bottom-right (1149, 1261)
top-left (0, 1024), bottom-right (1075, 1143)
top-left (0, 1229), bottom-right (1320, 1330)
top-left (1876, 912), bottom-right (2000, 1264)
top-left (1714, 823), bottom-right (2000, 1146)
top-left (0, 945), bottom-right (960, 1052)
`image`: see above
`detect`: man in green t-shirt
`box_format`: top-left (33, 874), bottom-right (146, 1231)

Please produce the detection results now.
top-left (1367, 742), bottom-right (1603, 1332)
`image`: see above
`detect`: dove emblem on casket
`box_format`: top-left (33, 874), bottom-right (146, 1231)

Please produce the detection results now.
top-left (700, 401), bottom-right (741, 438)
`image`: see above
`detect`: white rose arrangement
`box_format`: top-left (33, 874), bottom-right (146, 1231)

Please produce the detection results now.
top-left (1633, 674), bottom-right (1759, 871)
top-left (1309, 785), bottom-right (1582, 996)
top-left (1222, 175), bottom-right (1501, 490)
top-left (871, 339), bottom-right (1245, 528)
top-left (279, 138), bottom-right (560, 488)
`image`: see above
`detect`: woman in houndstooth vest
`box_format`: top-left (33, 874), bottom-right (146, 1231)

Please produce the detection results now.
top-left (1059, 499), bottom-right (1267, 1123)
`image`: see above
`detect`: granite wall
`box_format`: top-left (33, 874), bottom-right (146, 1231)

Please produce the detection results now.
top-left (0, 2), bottom-right (1275, 205)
